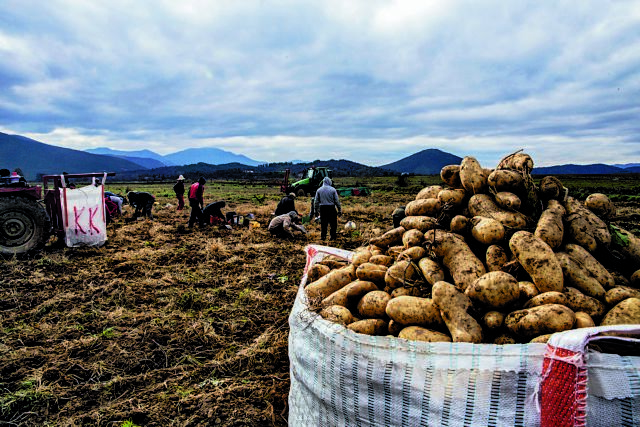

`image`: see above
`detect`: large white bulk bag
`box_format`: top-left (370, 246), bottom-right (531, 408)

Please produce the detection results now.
top-left (288, 245), bottom-right (640, 427)
top-left (60, 177), bottom-right (107, 248)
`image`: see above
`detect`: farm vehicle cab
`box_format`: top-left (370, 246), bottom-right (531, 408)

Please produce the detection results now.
top-left (0, 171), bottom-right (115, 256)
top-left (281, 166), bottom-right (332, 197)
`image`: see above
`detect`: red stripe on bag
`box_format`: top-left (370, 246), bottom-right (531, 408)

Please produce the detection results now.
top-left (540, 346), bottom-right (587, 427)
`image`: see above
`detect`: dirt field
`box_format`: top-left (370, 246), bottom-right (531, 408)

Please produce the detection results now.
top-left (1, 177), bottom-right (639, 426)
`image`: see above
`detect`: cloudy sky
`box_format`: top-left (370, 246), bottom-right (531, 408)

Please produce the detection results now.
top-left (1, 1), bottom-right (639, 167)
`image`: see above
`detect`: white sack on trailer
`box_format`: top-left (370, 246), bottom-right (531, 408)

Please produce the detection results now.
top-left (60, 174), bottom-right (107, 248)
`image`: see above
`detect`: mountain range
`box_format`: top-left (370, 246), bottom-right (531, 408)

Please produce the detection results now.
top-left (2, 131), bottom-right (640, 180)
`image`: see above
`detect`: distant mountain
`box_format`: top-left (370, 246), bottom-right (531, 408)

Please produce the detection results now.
top-left (380, 149), bottom-right (463, 174)
top-left (164, 147), bottom-right (262, 167)
top-left (86, 147), bottom-right (172, 165)
top-left (110, 155), bottom-right (167, 169)
top-left (532, 164), bottom-right (625, 175)
top-left (613, 163), bottom-right (640, 169)
top-left (0, 132), bottom-right (147, 180)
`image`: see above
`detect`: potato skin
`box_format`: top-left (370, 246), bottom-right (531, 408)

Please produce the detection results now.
top-left (320, 305), bottom-right (356, 325)
top-left (369, 255), bottom-right (394, 267)
top-left (486, 245), bottom-right (508, 272)
top-left (494, 334), bottom-right (518, 345)
top-left (534, 204), bottom-right (565, 249)
top-left (397, 246), bottom-right (426, 262)
top-left (563, 243), bottom-right (615, 289)
top-left (465, 271), bottom-right (519, 309)
top-left (556, 252), bottom-right (605, 299)
top-left (398, 326), bottom-right (452, 343)
top-left (574, 312), bottom-right (595, 329)
top-left (405, 198), bottom-right (442, 217)
top-left (356, 263), bottom-right (388, 287)
top-left (449, 215), bottom-right (469, 234)
top-left (357, 291), bottom-right (392, 319)
top-left (425, 230), bottom-right (486, 291)
top-left (307, 263), bottom-right (331, 284)
top-left (509, 231), bottom-right (563, 293)
top-left (631, 270), bottom-right (640, 287)
top-left (387, 320), bottom-right (404, 336)
top-left (416, 185), bottom-right (444, 200)
top-left (402, 229), bottom-right (424, 248)
top-left (487, 169), bottom-right (524, 192)
top-left (468, 194), bottom-right (528, 228)
top-left (585, 193), bottom-right (615, 219)
top-left (529, 334), bottom-right (553, 344)
top-left (352, 250), bottom-right (373, 267)
top-left (523, 291), bottom-right (567, 309)
top-left (460, 156), bottom-right (487, 194)
top-left (306, 264), bottom-right (357, 300)
top-left (438, 188), bottom-right (466, 207)
top-left (563, 287), bottom-right (606, 320)
top-left (400, 216), bottom-right (438, 233)
top-left (440, 165), bottom-right (462, 188)
top-left (370, 226), bottom-right (406, 248)
top-left (347, 319), bottom-right (388, 335)
top-left (432, 281), bottom-right (483, 343)
top-left (505, 304), bottom-right (575, 338)
top-left (385, 296), bottom-right (443, 326)
top-left (518, 281), bottom-right (539, 300)
top-left (385, 260), bottom-right (420, 290)
top-left (418, 258), bottom-right (445, 285)
top-left (605, 286), bottom-right (640, 306)
top-left (471, 216), bottom-right (505, 245)
top-left (321, 280), bottom-right (379, 308)
top-left (601, 298), bottom-right (640, 326)
top-left (564, 197), bottom-right (611, 252)
top-left (391, 287), bottom-right (421, 298)
top-left (482, 311), bottom-right (505, 330)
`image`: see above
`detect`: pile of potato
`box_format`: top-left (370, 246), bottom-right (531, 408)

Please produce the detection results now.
top-left (306, 152), bottom-right (640, 344)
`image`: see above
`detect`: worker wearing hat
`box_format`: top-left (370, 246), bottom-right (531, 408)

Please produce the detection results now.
top-left (173, 175), bottom-right (186, 211)
top-left (275, 192), bottom-right (298, 216)
top-left (268, 211), bottom-right (307, 239)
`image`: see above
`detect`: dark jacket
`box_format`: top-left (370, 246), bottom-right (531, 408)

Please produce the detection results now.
top-left (173, 181), bottom-right (185, 196)
top-left (127, 191), bottom-right (155, 207)
top-left (275, 195), bottom-right (296, 216)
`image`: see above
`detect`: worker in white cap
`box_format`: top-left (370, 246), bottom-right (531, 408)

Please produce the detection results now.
top-left (173, 175), bottom-right (186, 210)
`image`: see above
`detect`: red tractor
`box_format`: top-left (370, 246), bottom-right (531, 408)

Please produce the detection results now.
top-left (0, 170), bottom-right (114, 256)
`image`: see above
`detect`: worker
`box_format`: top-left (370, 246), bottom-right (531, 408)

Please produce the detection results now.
top-left (188, 176), bottom-right (207, 228)
top-left (268, 211), bottom-right (307, 239)
top-left (313, 177), bottom-right (341, 241)
top-left (202, 200), bottom-right (227, 226)
top-left (104, 191), bottom-right (124, 215)
top-left (173, 175), bottom-right (185, 210)
top-left (275, 192), bottom-right (298, 216)
top-left (127, 191), bottom-right (155, 220)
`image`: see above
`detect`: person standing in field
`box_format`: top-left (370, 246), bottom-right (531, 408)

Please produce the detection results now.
top-left (188, 177), bottom-right (207, 228)
top-left (313, 177), bottom-right (341, 241)
top-left (173, 175), bottom-right (185, 210)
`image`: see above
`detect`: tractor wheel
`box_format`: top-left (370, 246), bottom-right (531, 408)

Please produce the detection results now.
top-left (296, 188), bottom-right (306, 197)
top-left (0, 197), bottom-right (50, 256)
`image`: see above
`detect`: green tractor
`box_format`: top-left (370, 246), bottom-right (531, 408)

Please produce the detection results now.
top-left (281, 166), bottom-right (332, 197)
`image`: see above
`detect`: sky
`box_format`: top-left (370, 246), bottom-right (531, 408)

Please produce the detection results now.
top-left (1, 0), bottom-right (639, 167)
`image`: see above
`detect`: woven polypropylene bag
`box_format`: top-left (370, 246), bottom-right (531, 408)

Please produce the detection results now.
top-left (288, 245), bottom-right (640, 427)
top-left (60, 184), bottom-right (107, 248)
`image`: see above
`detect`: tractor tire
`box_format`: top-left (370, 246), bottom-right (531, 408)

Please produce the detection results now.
top-left (0, 196), bottom-right (50, 255)
top-left (296, 188), bottom-right (306, 197)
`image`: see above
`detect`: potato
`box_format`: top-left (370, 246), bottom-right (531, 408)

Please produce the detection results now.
top-left (385, 260), bottom-right (420, 289)
top-left (539, 176), bottom-right (565, 200)
top-left (356, 263), bottom-right (388, 287)
top-left (347, 319), bottom-right (388, 335)
top-left (391, 287), bottom-right (421, 298)
top-left (585, 193), bottom-right (615, 219)
top-left (494, 334), bottom-right (518, 345)
top-left (632, 270), bottom-right (640, 287)
top-left (497, 152), bottom-right (534, 172)
top-left (440, 165), bottom-right (462, 188)
top-left (416, 185), bottom-right (444, 200)
top-left (605, 286), bottom-right (640, 306)
top-left (321, 280), bottom-right (379, 308)
top-left (320, 258), bottom-right (349, 269)
top-left (398, 326), bottom-right (451, 343)
top-left (432, 281), bottom-right (483, 343)
top-left (534, 204), bottom-right (565, 249)
top-left (564, 197), bottom-right (611, 252)
top-left (405, 198), bottom-right (442, 217)
top-left (482, 311), bottom-right (505, 330)
top-left (505, 304), bottom-right (575, 338)
top-left (306, 264), bottom-right (357, 300)
top-left (494, 192), bottom-right (521, 211)
top-left (509, 231), bottom-right (563, 293)
top-left (487, 169), bottom-right (524, 192)
top-left (574, 312), bottom-right (595, 329)
top-left (387, 320), bottom-right (404, 336)
top-left (563, 243), bottom-right (615, 289)
top-left (563, 287), bottom-right (606, 319)
top-left (369, 255), bottom-right (394, 267)
top-left (367, 245), bottom-right (386, 256)
top-left (459, 156), bottom-right (487, 194)
top-left (387, 245), bottom-right (405, 258)
top-left (610, 226), bottom-right (640, 267)
top-left (385, 296), bottom-right (444, 327)
top-left (418, 257), bottom-right (445, 285)
top-left (471, 216), bottom-right (505, 245)
top-left (352, 249), bottom-right (372, 267)
top-left (468, 194), bottom-right (528, 228)
top-left (320, 305), bottom-right (356, 325)
top-left (518, 281), bottom-right (539, 300)
top-left (449, 215), bottom-right (469, 234)
top-left (556, 252), bottom-right (605, 299)
top-left (529, 334), bottom-right (553, 344)
top-left (402, 229), bottom-right (424, 248)
top-left (400, 216), bottom-right (438, 233)
top-left (486, 245), bottom-right (508, 272)
top-left (397, 246), bottom-right (426, 262)
top-left (307, 263), bottom-right (331, 284)
top-left (369, 226), bottom-right (405, 248)
top-left (600, 298), bottom-right (640, 326)
top-left (438, 188), bottom-right (466, 207)
top-left (357, 290), bottom-right (392, 319)
top-left (523, 291), bottom-right (567, 309)
top-left (465, 271), bottom-right (519, 309)
top-left (425, 230), bottom-right (486, 291)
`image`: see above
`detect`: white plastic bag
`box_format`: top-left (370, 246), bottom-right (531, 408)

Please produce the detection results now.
top-left (60, 177), bottom-right (107, 248)
top-left (288, 245), bottom-right (640, 427)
